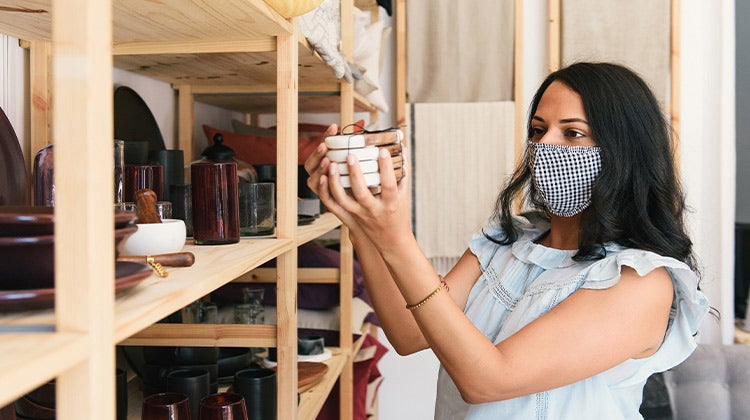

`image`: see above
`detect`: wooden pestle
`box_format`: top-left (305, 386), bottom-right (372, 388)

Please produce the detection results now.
top-left (134, 188), bottom-right (162, 223)
top-left (117, 251), bottom-right (195, 267)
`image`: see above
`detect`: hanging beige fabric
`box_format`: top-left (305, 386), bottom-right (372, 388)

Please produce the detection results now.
top-left (413, 102), bottom-right (516, 275)
top-left (561, 0), bottom-right (671, 108)
top-left (406, 0), bottom-right (515, 103)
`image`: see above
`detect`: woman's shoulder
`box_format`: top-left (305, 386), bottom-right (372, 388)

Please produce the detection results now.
top-left (581, 245), bottom-right (695, 288)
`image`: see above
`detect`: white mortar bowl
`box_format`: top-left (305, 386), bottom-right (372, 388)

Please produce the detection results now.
top-left (119, 219), bottom-right (186, 256)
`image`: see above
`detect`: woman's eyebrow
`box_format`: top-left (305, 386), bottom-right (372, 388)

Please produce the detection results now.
top-left (560, 118), bottom-right (590, 125)
top-left (532, 116), bottom-right (589, 126)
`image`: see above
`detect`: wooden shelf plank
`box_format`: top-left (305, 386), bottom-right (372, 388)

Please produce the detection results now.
top-left (297, 213), bottom-right (342, 245)
top-left (195, 90), bottom-right (377, 114)
top-left (0, 238), bottom-right (295, 342)
top-left (298, 347), bottom-right (349, 420)
top-left (0, 332), bottom-right (88, 407)
top-left (121, 323), bottom-right (277, 347)
top-left (0, 0), bottom-right (291, 43)
top-left (0, 214), bottom-right (336, 332)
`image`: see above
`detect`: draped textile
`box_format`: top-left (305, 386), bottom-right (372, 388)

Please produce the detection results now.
top-left (561, 0), bottom-right (671, 108)
top-left (412, 102), bottom-right (516, 275)
top-left (406, 0), bottom-right (515, 103)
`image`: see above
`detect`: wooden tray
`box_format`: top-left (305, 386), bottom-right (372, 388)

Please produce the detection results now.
top-left (297, 362), bottom-right (329, 393)
top-left (270, 362), bottom-right (328, 393)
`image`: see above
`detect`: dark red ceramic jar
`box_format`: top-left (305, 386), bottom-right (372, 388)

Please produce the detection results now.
top-left (191, 133), bottom-right (239, 245)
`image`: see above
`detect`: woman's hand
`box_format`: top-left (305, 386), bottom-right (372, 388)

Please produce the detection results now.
top-left (304, 124), bottom-right (339, 197)
top-left (304, 124), bottom-right (364, 235)
top-left (322, 142), bottom-right (412, 252)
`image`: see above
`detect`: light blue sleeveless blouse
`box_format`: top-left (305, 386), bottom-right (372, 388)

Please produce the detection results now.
top-left (434, 217), bottom-right (709, 419)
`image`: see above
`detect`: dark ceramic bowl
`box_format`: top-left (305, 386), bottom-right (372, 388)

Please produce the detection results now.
top-left (0, 207), bottom-right (136, 236)
top-left (0, 206), bottom-right (53, 236)
top-left (25, 380), bottom-right (55, 408)
top-left (217, 347), bottom-right (254, 378)
top-left (14, 397), bottom-right (55, 419)
top-left (0, 224), bottom-right (137, 290)
top-left (143, 346), bottom-right (219, 366)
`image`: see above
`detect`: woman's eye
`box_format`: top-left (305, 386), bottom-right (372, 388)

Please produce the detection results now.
top-left (565, 129), bottom-right (585, 138)
top-left (529, 127), bottom-right (545, 139)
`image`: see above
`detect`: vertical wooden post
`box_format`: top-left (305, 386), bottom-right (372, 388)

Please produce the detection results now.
top-left (396, 0), bottom-right (407, 127)
top-left (52, 0), bottom-right (115, 418)
top-left (548, 0), bottom-right (561, 72)
top-left (670, 0), bottom-right (681, 166)
top-left (276, 16), bottom-right (299, 420)
top-left (339, 0), bottom-right (355, 417)
top-left (514, 0), bottom-right (525, 159)
top-left (29, 40), bottom-right (51, 159)
top-left (176, 84), bottom-right (194, 162)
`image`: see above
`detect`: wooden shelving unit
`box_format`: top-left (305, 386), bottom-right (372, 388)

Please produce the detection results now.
top-left (0, 1), bottom-right (369, 418)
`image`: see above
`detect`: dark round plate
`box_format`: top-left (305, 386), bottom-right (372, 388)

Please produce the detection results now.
top-left (0, 261), bottom-right (151, 312)
top-left (114, 85), bottom-right (166, 162)
top-left (0, 105), bottom-right (29, 205)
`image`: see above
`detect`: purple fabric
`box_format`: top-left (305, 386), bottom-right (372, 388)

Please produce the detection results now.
top-left (213, 243), bottom-right (374, 313)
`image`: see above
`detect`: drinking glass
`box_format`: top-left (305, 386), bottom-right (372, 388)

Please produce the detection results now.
top-left (238, 182), bottom-right (275, 236)
top-left (241, 288), bottom-right (266, 362)
top-left (141, 392), bottom-right (191, 420)
top-left (182, 300), bottom-right (218, 324)
top-left (114, 139), bottom-right (125, 204)
top-left (198, 393), bottom-right (248, 420)
top-left (241, 288), bottom-right (265, 323)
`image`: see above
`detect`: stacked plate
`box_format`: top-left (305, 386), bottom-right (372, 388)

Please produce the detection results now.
top-left (0, 206), bottom-right (149, 312)
top-left (325, 129), bottom-right (404, 188)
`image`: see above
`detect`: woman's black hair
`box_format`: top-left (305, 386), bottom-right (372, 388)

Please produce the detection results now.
top-left (487, 62), bottom-right (697, 270)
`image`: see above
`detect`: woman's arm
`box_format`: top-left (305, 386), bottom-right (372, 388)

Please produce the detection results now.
top-left (304, 126), bottom-right (480, 354)
top-left (319, 145), bottom-right (675, 403)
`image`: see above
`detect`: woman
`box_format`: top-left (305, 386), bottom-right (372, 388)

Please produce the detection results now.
top-left (305, 62), bottom-right (709, 419)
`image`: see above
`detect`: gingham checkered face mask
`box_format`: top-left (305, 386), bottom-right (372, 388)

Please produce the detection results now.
top-left (529, 142), bottom-right (601, 217)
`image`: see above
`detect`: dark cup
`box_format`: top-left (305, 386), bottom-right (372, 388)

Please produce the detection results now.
top-left (198, 393), bottom-right (248, 420)
top-left (298, 335), bottom-right (324, 356)
top-left (123, 163), bottom-right (164, 202)
top-left (116, 368), bottom-right (128, 420)
top-left (158, 149), bottom-right (185, 201)
top-left (233, 368), bottom-right (276, 420)
top-left (141, 392), bottom-right (191, 420)
top-left (123, 140), bottom-right (149, 164)
top-left (170, 184), bottom-right (193, 236)
top-left (143, 363), bottom-right (219, 397)
top-left (167, 369), bottom-right (211, 420)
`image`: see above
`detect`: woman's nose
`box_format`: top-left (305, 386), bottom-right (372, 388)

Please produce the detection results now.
top-left (537, 130), bottom-right (565, 145)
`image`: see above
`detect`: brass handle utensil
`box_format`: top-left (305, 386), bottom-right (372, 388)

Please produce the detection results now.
top-left (146, 256), bottom-right (168, 277)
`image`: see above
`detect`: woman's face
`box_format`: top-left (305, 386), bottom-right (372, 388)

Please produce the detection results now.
top-left (530, 81), bottom-right (597, 147)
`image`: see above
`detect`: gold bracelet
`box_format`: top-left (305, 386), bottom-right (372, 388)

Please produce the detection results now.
top-left (406, 279), bottom-right (445, 311)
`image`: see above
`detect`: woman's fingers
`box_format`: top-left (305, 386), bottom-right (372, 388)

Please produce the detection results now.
top-left (323, 123), bottom-right (339, 137)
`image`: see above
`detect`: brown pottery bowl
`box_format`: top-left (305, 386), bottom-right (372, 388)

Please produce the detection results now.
top-left (0, 224), bottom-right (137, 290)
top-left (0, 206), bottom-right (137, 236)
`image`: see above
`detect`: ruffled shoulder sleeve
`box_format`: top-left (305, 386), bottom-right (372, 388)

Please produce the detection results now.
top-left (581, 248), bottom-right (710, 373)
top-left (469, 215), bottom-right (545, 271)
